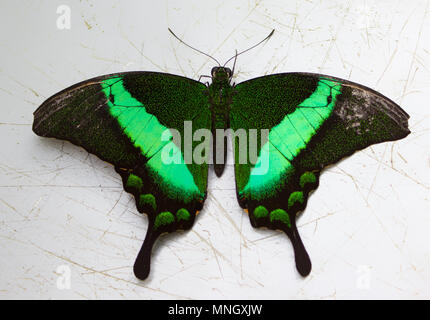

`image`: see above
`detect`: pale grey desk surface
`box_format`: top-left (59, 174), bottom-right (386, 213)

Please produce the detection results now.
top-left (0, 0), bottom-right (429, 299)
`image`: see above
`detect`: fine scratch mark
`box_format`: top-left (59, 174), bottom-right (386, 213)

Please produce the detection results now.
top-left (192, 230), bottom-right (224, 279)
top-left (0, 198), bottom-right (29, 220)
top-left (195, 0), bottom-right (263, 76)
top-left (375, 45), bottom-right (398, 88)
top-left (207, 191), bottom-right (250, 246)
top-left (400, 1), bottom-right (428, 104)
top-left (366, 144), bottom-right (389, 202)
top-left (318, 0), bottom-right (350, 72)
top-left (119, 28), bottom-right (166, 72)
top-left (30, 242), bottom-right (191, 299)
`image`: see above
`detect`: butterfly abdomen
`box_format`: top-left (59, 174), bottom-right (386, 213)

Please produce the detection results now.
top-left (208, 83), bottom-right (233, 177)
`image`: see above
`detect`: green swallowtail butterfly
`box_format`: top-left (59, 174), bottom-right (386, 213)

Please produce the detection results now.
top-left (32, 30), bottom-right (410, 280)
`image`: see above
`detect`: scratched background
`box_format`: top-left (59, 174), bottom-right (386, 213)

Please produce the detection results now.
top-left (0, 0), bottom-right (429, 299)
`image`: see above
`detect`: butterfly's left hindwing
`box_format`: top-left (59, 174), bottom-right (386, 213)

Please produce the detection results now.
top-left (230, 73), bottom-right (410, 276)
top-left (33, 72), bottom-right (210, 279)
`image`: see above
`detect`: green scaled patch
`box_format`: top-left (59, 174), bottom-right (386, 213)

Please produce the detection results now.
top-left (101, 77), bottom-right (205, 204)
top-left (253, 205), bottom-right (269, 219)
top-left (154, 211), bottom-right (175, 229)
top-left (238, 79), bottom-right (342, 201)
top-left (176, 208), bottom-right (191, 222)
top-left (139, 193), bottom-right (156, 211)
top-left (288, 191), bottom-right (304, 209)
top-left (299, 172), bottom-right (316, 188)
top-left (270, 209), bottom-right (291, 228)
top-left (126, 173), bottom-right (143, 192)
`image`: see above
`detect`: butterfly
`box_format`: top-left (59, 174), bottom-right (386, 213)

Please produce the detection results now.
top-left (32, 29), bottom-right (410, 280)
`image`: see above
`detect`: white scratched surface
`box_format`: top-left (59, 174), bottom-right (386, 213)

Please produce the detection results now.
top-left (0, 0), bottom-right (429, 299)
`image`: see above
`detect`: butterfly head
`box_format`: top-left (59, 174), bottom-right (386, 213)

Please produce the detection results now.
top-left (211, 67), bottom-right (232, 84)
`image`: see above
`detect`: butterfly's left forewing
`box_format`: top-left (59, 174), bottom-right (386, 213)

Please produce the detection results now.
top-left (230, 73), bottom-right (410, 276)
top-left (33, 72), bottom-right (210, 279)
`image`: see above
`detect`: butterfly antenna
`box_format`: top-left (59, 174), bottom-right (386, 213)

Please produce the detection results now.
top-left (168, 28), bottom-right (221, 66)
top-left (223, 29), bottom-right (275, 67)
top-left (231, 49), bottom-right (238, 76)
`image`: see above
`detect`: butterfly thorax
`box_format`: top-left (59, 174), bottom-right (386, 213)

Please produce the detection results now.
top-left (207, 67), bottom-right (234, 176)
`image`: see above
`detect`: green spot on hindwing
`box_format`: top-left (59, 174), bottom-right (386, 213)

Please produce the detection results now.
top-left (139, 194), bottom-right (156, 211)
top-left (288, 191), bottom-right (304, 209)
top-left (270, 209), bottom-right (291, 228)
top-left (154, 211), bottom-right (175, 229)
top-left (176, 208), bottom-right (191, 222)
top-left (299, 172), bottom-right (316, 188)
top-left (126, 173), bottom-right (143, 192)
top-left (253, 205), bottom-right (269, 219)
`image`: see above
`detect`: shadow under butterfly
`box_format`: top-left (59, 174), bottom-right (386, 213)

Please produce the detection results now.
top-left (32, 29), bottom-right (410, 280)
